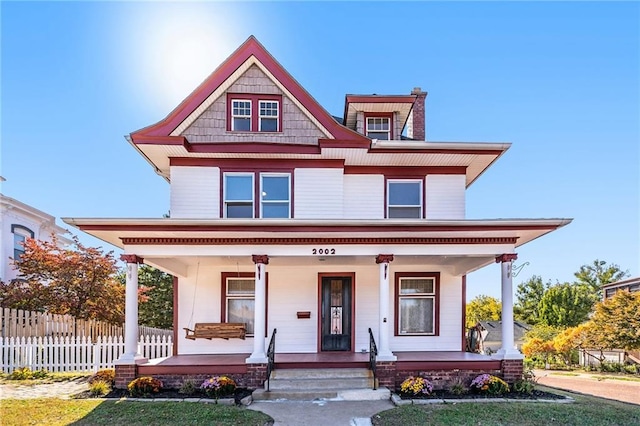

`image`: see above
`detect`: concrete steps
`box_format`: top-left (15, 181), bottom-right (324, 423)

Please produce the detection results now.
top-left (252, 368), bottom-right (390, 401)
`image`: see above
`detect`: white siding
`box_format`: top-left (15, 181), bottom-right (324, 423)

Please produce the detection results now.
top-left (294, 168), bottom-right (343, 219)
top-left (170, 166), bottom-right (220, 219)
top-left (425, 175), bottom-right (466, 219)
top-left (343, 175), bottom-right (384, 219)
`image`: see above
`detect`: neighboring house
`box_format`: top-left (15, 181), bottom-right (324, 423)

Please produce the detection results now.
top-left (64, 36), bottom-right (571, 392)
top-left (602, 276), bottom-right (640, 300)
top-left (479, 321), bottom-right (531, 354)
top-left (0, 193), bottom-right (70, 282)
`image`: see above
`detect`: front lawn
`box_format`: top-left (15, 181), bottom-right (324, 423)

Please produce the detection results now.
top-left (1, 399), bottom-right (273, 426)
top-left (373, 387), bottom-right (640, 426)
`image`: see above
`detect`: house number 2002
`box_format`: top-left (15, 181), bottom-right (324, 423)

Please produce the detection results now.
top-left (312, 248), bottom-right (336, 255)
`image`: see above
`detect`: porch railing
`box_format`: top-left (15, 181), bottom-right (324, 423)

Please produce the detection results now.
top-left (266, 328), bottom-right (277, 391)
top-left (368, 327), bottom-right (377, 390)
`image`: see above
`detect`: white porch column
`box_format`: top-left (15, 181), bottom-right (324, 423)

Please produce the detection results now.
top-left (247, 254), bottom-right (269, 364)
top-left (376, 254), bottom-right (396, 361)
top-left (493, 253), bottom-right (523, 360)
top-left (117, 254), bottom-right (146, 364)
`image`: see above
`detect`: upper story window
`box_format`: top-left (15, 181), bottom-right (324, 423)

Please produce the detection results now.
top-left (366, 116), bottom-right (391, 140)
top-left (387, 179), bottom-right (423, 218)
top-left (11, 225), bottom-right (34, 260)
top-left (223, 172), bottom-right (291, 218)
top-left (227, 94), bottom-right (282, 133)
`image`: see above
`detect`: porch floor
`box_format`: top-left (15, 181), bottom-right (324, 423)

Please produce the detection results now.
top-left (137, 351), bottom-right (500, 376)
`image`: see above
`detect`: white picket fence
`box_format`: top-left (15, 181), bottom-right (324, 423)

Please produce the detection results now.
top-left (0, 335), bottom-right (173, 373)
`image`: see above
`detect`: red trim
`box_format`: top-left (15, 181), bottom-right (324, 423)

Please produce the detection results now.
top-left (226, 94), bottom-right (283, 133)
top-left (364, 112), bottom-right (394, 140)
top-left (120, 254), bottom-right (144, 264)
top-left (121, 237), bottom-right (519, 245)
top-left (170, 158), bottom-right (343, 169)
top-left (461, 275), bottom-right (466, 351)
top-left (139, 364), bottom-right (248, 375)
top-left (131, 134), bottom-right (188, 145)
top-left (396, 360), bottom-right (502, 371)
top-left (495, 253), bottom-right (518, 263)
top-left (394, 272), bottom-right (440, 337)
top-left (173, 276), bottom-right (178, 355)
top-left (343, 166), bottom-right (466, 175)
top-left (346, 95), bottom-right (417, 104)
top-left (369, 148), bottom-right (505, 155)
top-left (221, 272), bottom-right (269, 337)
top-left (319, 139), bottom-right (371, 149)
top-left (317, 273), bottom-right (356, 353)
top-left (375, 254), bottom-right (394, 264)
top-left (190, 142), bottom-right (321, 154)
top-left (132, 36), bottom-right (367, 142)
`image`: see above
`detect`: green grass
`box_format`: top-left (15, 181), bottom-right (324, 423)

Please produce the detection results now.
top-left (373, 388), bottom-right (640, 426)
top-left (0, 399), bottom-right (273, 426)
top-left (590, 374), bottom-right (640, 382)
top-left (549, 372), bottom-right (580, 376)
top-left (0, 372), bottom-right (90, 385)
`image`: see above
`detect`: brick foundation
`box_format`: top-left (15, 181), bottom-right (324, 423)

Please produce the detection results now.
top-left (394, 367), bottom-right (502, 391)
top-left (501, 359), bottom-right (524, 384)
top-left (375, 361), bottom-right (397, 388)
top-left (114, 364), bottom-right (138, 389)
top-left (246, 363), bottom-right (268, 389)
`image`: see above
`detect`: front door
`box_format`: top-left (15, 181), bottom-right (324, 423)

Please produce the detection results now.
top-left (320, 276), bottom-right (352, 351)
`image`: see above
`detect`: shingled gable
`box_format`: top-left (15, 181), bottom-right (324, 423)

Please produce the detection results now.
top-left (130, 36), bottom-right (368, 146)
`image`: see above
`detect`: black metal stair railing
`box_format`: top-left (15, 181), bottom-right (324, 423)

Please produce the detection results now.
top-left (368, 327), bottom-right (378, 390)
top-left (266, 328), bottom-right (277, 391)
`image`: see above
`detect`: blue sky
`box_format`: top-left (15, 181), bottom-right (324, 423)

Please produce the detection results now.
top-left (2, 2), bottom-right (638, 300)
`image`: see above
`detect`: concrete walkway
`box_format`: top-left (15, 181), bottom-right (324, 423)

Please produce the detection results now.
top-left (535, 370), bottom-right (640, 405)
top-left (248, 399), bottom-right (395, 426)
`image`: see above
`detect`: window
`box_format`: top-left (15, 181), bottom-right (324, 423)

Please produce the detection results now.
top-left (387, 180), bottom-right (422, 218)
top-left (227, 94), bottom-right (282, 132)
top-left (11, 225), bottom-right (34, 260)
top-left (224, 173), bottom-right (254, 218)
top-left (366, 117), bottom-right (391, 140)
top-left (221, 272), bottom-right (268, 336)
top-left (260, 174), bottom-right (290, 218)
top-left (259, 101), bottom-right (279, 132)
top-left (224, 172), bottom-right (291, 218)
top-left (231, 100), bottom-right (252, 131)
top-left (395, 273), bottom-right (439, 336)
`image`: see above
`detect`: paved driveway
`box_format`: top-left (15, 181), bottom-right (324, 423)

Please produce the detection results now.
top-left (534, 370), bottom-right (640, 405)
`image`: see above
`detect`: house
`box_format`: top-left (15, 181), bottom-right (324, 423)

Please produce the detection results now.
top-left (63, 36), bottom-right (571, 394)
top-left (478, 320), bottom-right (531, 354)
top-left (602, 276), bottom-right (640, 300)
top-left (0, 191), bottom-right (70, 282)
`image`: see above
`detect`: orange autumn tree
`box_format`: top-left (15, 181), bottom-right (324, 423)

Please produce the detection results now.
top-left (2, 235), bottom-right (146, 324)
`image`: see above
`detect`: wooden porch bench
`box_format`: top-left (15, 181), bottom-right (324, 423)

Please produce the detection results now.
top-left (183, 323), bottom-right (246, 340)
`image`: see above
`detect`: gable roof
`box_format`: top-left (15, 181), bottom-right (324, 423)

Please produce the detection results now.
top-left (479, 320), bottom-right (531, 343)
top-left (130, 36), bottom-right (368, 144)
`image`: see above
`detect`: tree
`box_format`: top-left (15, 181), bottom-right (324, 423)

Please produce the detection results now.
top-left (4, 236), bottom-right (129, 324)
top-left (117, 265), bottom-right (174, 329)
top-left (588, 290), bottom-right (640, 351)
top-left (552, 323), bottom-right (590, 365)
top-left (465, 294), bottom-right (501, 328)
top-left (538, 283), bottom-right (593, 327)
top-left (574, 259), bottom-right (628, 301)
top-left (514, 275), bottom-right (549, 325)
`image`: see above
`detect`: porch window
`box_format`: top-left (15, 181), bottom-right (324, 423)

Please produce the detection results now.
top-left (224, 277), bottom-right (256, 335)
top-left (11, 225), bottom-right (34, 260)
top-left (260, 173), bottom-right (290, 218)
top-left (231, 99), bottom-right (252, 131)
top-left (224, 173), bottom-right (254, 218)
top-left (366, 117), bottom-right (391, 140)
top-left (387, 180), bottom-right (423, 218)
top-left (395, 273), bottom-right (439, 336)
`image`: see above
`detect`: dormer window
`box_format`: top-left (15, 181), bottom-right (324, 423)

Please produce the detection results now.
top-left (365, 115), bottom-right (392, 140)
top-left (227, 94), bottom-right (282, 133)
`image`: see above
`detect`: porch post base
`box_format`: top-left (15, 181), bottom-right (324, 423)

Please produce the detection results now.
top-left (115, 354), bottom-right (148, 365)
top-left (492, 349), bottom-right (524, 360)
top-left (114, 361), bottom-right (145, 389)
top-left (246, 355), bottom-right (268, 364)
top-left (376, 353), bottom-right (397, 362)
top-left (501, 358), bottom-right (525, 384)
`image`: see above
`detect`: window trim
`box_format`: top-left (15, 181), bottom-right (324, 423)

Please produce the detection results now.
top-left (394, 272), bottom-right (440, 336)
top-left (230, 99), bottom-right (252, 131)
top-left (226, 93), bottom-right (282, 133)
top-left (11, 225), bottom-right (34, 260)
top-left (258, 100), bottom-right (280, 132)
top-left (386, 178), bottom-right (424, 219)
top-left (364, 113), bottom-right (393, 140)
top-left (260, 173), bottom-right (291, 219)
top-left (221, 272), bottom-right (268, 337)
top-left (223, 172), bottom-right (255, 218)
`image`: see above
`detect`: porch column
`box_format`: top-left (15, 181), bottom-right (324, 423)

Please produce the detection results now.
top-left (117, 254), bottom-right (146, 363)
top-left (493, 253), bottom-right (523, 360)
top-left (247, 254), bottom-right (269, 363)
top-left (376, 254), bottom-right (396, 361)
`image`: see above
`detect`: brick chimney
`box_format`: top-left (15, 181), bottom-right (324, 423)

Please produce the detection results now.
top-left (408, 87), bottom-right (427, 141)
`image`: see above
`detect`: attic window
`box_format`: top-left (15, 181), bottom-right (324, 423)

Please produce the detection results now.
top-left (232, 100), bottom-right (252, 131)
top-left (227, 94), bottom-right (282, 133)
top-left (366, 116), bottom-right (391, 140)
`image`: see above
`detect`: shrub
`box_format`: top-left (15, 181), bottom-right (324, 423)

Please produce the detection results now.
top-left (623, 364), bottom-right (638, 375)
top-left (200, 376), bottom-right (237, 399)
top-left (470, 374), bottom-right (510, 395)
top-left (31, 369), bottom-right (49, 379)
top-left (449, 378), bottom-right (468, 396)
top-left (89, 369), bottom-right (115, 386)
top-left (513, 378), bottom-right (535, 394)
top-left (9, 367), bottom-right (34, 380)
top-left (89, 380), bottom-right (111, 397)
top-left (178, 379), bottom-right (199, 395)
top-left (127, 376), bottom-right (163, 397)
top-left (400, 376), bottom-right (434, 396)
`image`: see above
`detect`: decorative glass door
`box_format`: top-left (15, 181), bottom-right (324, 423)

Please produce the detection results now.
top-left (321, 276), bottom-right (352, 351)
